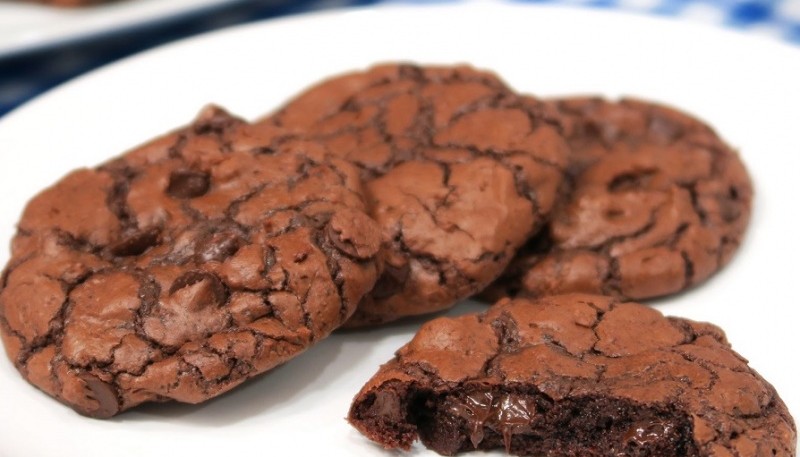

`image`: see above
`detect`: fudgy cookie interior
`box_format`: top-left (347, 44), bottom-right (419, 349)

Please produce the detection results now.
top-left (352, 382), bottom-right (698, 457)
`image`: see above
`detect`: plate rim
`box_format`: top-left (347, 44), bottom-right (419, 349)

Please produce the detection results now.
top-left (0, 3), bottom-right (797, 455)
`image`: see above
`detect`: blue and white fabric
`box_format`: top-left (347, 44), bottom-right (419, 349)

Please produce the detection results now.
top-left (1, 0), bottom-right (798, 117)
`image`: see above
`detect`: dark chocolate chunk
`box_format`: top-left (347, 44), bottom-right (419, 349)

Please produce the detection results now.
top-left (77, 372), bottom-right (120, 419)
top-left (166, 169), bottom-right (210, 199)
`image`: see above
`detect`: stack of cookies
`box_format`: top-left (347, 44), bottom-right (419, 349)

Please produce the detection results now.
top-left (0, 63), bottom-right (794, 457)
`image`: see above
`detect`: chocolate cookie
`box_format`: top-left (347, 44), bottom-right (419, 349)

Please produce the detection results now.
top-left (0, 106), bottom-right (381, 418)
top-left (349, 294), bottom-right (796, 456)
top-left (482, 98), bottom-right (753, 302)
top-left (260, 63), bottom-right (568, 326)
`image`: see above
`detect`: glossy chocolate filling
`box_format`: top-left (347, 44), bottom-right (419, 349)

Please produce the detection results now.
top-left (410, 387), bottom-right (699, 456)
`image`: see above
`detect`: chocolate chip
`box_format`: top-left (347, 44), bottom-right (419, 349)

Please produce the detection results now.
top-left (718, 198), bottom-right (742, 222)
top-left (608, 169), bottom-right (657, 192)
top-left (77, 373), bottom-right (120, 419)
top-left (166, 169), bottom-right (210, 199)
top-left (109, 228), bottom-right (160, 257)
top-left (169, 271), bottom-right (226, 308)
top-left (196, 231), bottom-right (243, 263)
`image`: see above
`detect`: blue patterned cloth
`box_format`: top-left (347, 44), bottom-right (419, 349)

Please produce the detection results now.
top-left (1, 0), bottom-right (798, 118)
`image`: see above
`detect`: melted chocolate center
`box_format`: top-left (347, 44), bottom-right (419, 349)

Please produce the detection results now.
top-left (623, 419), bottom-right (676, 446)
top-left (444, 391), bottom-right (538, 451)
top-left (422, 390), bottom-right (695, 456)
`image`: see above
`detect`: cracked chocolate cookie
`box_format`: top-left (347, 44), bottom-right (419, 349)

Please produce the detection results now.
top-left (0, 106), bottom-right (381, 418)
top-left (349, 294), bottom-right (796, 456)
top-left (482, 97), bottom-right (753, 302)
top-left (260, 63), bottom-right (568, 326)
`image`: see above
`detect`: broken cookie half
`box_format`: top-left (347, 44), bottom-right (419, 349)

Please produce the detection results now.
top-left (348, 294), bottom-right (796, 456)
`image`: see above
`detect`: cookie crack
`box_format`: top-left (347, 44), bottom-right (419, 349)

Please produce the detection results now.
top-left (131, 271), bottom-right (182, 357)
top-left (310, 222), bottom-right (350, 324)
top-left (680, 251), bottom-right (695, 289)
top-left (19, 266), bottom-right (105, 367)
top-left (392, 229), bottom-right (447, 289)
top-left (102, 165), bottom-right (138, 232)
top-left (587, 302), bottom-right (612, 355)
top-left (444, 92), bottom-right (511, 126)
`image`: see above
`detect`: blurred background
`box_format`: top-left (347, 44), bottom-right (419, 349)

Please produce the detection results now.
top-left (1, 0), bottom-right (799, 118)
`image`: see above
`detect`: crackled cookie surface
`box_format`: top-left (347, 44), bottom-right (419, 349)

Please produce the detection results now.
top-left (0, 106), bottom-right (381, 418)
top-left (349, 294), bottom-right (795, 456)
top-left (483, 98), bottom-right (753, 302)
top-left (261, 63), bottom-right (569, 326)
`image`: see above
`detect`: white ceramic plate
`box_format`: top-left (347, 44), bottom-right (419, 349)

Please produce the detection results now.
top-left (0, 2), bottom-right (798, 455)
top-left (0, 0), bottom-right (260, 57)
